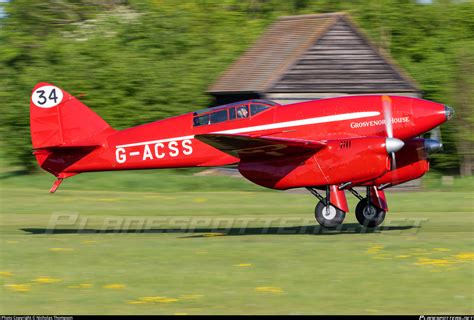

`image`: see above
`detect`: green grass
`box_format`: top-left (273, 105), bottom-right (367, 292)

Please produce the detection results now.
top-left (0, 170), bottom-right (473, 314)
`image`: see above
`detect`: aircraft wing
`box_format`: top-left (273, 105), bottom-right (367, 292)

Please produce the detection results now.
top-left (195, 133), bottom-right (326, 161)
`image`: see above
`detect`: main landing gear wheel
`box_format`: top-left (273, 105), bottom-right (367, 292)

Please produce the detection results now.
top-left (315, 199), bottom-right (345, 228)
top-left (355, 199), bottom-right (386, 228)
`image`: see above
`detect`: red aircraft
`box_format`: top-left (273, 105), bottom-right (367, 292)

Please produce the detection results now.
top-left (30, 82), bottom-right (454, 228)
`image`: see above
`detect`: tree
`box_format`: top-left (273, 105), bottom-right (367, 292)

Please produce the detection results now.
top-left (451, 41), bottom-right (474, 176)
top-left (1, 0), bottom-right (473, 174)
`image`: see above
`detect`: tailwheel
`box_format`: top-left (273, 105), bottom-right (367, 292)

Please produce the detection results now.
top-left (315, 199), bottom-right (345, 228)
top-left (355, 199), bottom-right (386, 228)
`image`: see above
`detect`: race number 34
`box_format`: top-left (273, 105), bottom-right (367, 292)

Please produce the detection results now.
top-left (32, 86), bottom-right (64, 108)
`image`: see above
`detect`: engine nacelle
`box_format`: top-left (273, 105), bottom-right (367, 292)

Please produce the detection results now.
top-left (372, 138), bottom-right (429, 187)
top-left (239, 137), bottom-right (391, 190)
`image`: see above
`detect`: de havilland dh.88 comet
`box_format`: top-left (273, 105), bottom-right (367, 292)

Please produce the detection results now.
top-left (30, 82), bottom-right (454, 228)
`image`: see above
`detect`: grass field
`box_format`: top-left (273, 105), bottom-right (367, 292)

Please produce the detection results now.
top-left (0, 170), bottom-right (473, 314)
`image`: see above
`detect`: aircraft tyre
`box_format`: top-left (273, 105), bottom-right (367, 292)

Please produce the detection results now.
top-left (355, 199), bottom-right (386, 228)
top-left (315, 200), bottom-right (345, 228)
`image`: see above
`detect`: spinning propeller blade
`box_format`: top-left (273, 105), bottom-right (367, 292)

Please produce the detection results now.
top-left (383, 95), bottom-right (393, 139)
top-left (382, 96), bottom-right (404, 170)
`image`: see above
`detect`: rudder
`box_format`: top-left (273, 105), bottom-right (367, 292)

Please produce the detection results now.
top-left (30, 83), bottom-right (115, 188)
top-left (30, 82), bottom-right (114, 149)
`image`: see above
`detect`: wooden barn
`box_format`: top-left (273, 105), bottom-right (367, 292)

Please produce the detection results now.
top-left (208, 12), bottom-right (421, 106)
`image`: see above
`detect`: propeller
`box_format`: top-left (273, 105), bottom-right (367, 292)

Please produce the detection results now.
top-left (382, 95), bottom-right (405, 170)
top-left (416, 125), bottom-right (443, 161)
top-left (425, 126), bottom-right (443, 153)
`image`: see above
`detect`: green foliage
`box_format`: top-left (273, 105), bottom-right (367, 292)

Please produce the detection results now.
top-left (449, 40), bottom-right (474, 176)
top-left (1, 0), bottom-right (473, 173)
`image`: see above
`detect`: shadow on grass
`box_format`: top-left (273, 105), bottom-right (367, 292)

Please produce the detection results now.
top-left (21, 223), bottom-right (418, 237)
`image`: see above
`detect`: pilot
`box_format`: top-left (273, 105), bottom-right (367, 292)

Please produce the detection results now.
top-left (237, 106), bottom-right (249, 118)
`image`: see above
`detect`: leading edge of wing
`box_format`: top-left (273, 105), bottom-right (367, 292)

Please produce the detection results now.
top-left (194, 133), bottom-right (326, 160)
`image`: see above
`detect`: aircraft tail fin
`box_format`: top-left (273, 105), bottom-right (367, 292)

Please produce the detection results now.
top-left (30, 82), bottom-right (115, 149)
top-left (30, 83), bottom-right (115, 187)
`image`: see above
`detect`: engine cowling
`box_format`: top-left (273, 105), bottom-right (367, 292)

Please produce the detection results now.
top-left (371, 138), bottom-right (430, 187)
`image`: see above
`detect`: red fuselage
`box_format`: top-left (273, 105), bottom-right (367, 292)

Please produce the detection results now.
top-left (46, 95), bottom-right (446, 190)
top-left (30, 82), bottom-right (453, 225)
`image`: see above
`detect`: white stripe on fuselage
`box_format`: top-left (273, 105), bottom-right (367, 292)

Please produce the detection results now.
top-left (115, 111), bottom-right (380, 148)
top-left (214, 111), bottom-right (380, 135)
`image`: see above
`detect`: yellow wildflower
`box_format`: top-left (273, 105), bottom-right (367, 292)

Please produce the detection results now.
top-left (103, 284), bottom-right (125, 289)
top-left (49, 248), bottom-right (74, 252)
top-left (454, 252), bottom-right (474, 261)
top-left (5, 284), bottom-right (31, 292)
top-left (415, 258), bottom-right (455, 267)
top-left (255, 286), bottom-right (283, 294)
top-left (33, 276), bottom-right (62, 284)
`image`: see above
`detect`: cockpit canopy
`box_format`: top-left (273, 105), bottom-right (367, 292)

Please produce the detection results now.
top-left (193, 99), bottom-right (279, 127)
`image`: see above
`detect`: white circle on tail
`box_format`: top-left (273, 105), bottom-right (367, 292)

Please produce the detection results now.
top-left (32, 86), bottom-right (64, 108)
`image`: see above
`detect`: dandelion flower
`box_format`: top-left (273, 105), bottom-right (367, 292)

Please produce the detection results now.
top-left (135, 296), bottom-right (179, 303)
top-left (139, 296), bottom-right (166, 303)
top-left (103, 284), bottom-right (125, 289)
top-left (81, 240), bottom-right (97, 244)
top-left (367, 245), bottom-right (384, 254)
top-left (5, 284), bottom-right (31, 292)
top-left (255, 287), bottom-right (283, 294)
top-left (415, 258), bottom-right (456, 267)
top-left (49, 248), bottom-right (74, 252)
top-left (202, 233), bottom-right (224, 237)
top-left (33, 276), bottom-right (62, 284)
top-left (454, 252), bottom-right (474, 261)
top-left (158, 298), bottom-right (179, 303)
